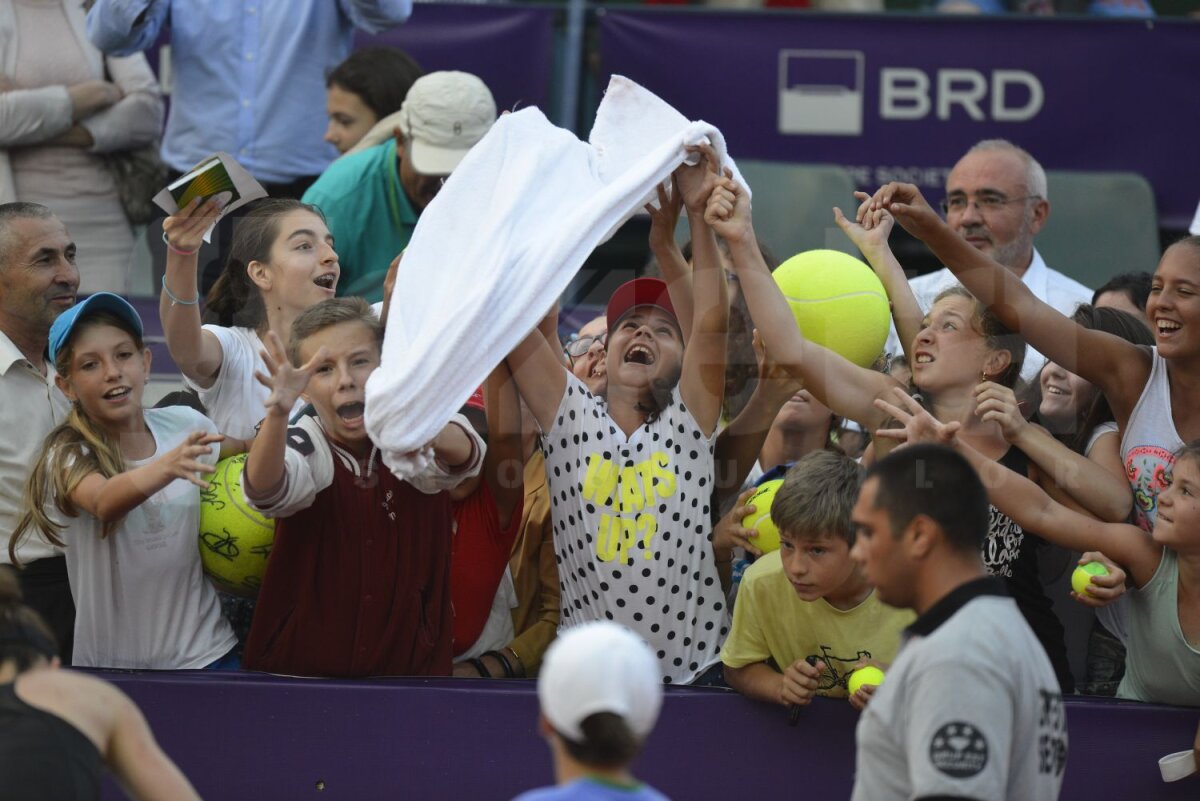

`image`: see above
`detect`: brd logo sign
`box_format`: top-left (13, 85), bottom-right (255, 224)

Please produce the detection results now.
top-left (779, 49), bottom-right (1045, 136)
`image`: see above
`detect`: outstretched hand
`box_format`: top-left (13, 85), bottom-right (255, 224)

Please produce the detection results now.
top-left (873, 387), bottom-right (960, 448)
top-left (834, 192), bottom-right (894, 258)
top-left (155, 431), bottom-right (223, 489)
top-left (646, 179), bottom-right (685, 257)
top-left (861, 182), bottom-right (943, 242)
top-left (162, 195), bottom-right (226, 254)
top-left (675, 142), bottom-right (725, 216)
top-left (704, 176), bottom-right (751, 245)
top-left (254, 331), bottom-right (327, 418)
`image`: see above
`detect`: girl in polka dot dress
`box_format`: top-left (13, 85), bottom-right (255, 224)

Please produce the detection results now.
top-left (508, 148), bottom-right (733, 684)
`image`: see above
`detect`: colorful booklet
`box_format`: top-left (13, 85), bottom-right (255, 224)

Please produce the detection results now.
top-left (152, 152), bottom-right (267, 242)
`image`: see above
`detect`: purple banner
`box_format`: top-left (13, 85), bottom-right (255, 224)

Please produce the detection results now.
top-left (356, 4), bottom-right (555, 114)
top-left (96, 671), bottom-right (1199, 801)
top-left (599, 11), bottom-right (1200, 230)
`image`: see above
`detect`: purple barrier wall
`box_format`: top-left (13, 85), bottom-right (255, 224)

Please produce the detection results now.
top-left (598, 10), bottom-right (1200, 230)
top-left (96, 671), bottom-right (1198, 800)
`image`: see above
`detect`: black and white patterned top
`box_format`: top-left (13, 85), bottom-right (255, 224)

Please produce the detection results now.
top-left (542, 375), bottom-right (729, 684)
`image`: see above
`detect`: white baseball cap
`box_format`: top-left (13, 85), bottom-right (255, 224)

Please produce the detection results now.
top-left (399, 71), bottom-right (496, 176)
top-left (539, 622), bottom-right (663, 743)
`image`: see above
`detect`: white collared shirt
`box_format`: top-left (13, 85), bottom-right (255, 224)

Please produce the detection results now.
top-left (885, 249), bottom-right (1092, 384)
top-left (0, 330), bottom-right (69, 564)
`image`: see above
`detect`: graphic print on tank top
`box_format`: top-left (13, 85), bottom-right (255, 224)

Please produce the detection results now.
top-left (542, 377), bottom-right (729, 684)
top-left (1125, 445), bottom-right (1175, 531)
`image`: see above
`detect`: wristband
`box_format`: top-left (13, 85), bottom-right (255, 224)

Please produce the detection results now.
top-left (469, 657), bottom-right (491, 678)
top-left (162, 230), bottom-right (199, 257)
top-left (483, 649), bottom-right (516, 679)
top-left (161, 275), bottom-right (199, 307)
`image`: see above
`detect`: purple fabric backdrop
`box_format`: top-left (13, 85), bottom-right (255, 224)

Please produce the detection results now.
top-left (95, 671), bottom-right (1199, 800)
top-left (599, 10), bottom-right (1200, 230)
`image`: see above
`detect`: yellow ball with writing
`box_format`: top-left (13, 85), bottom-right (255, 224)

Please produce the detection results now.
top-left (773, 249), bottom-right (891, 368)
top-left (197, 454), bottom-right (275, 598)
top-left (741, 479), bottom-right (785, 553)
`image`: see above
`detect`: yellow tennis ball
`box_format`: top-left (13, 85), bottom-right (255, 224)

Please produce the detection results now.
top-left (198, 454), bottom-right (275, 598)
top-left (847, 666), bottom-right (885, 695)
top-left (772, 249), bottom-right (891, 368)
top-left (741, 479), bottom-right (785, 553)
top-left (1071, 561), bottom-right (1110, 596)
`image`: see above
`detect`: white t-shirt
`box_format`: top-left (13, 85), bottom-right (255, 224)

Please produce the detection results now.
top-left (542, 375), bottom-right (729, 685)
top-left (852, 579), bottom-right (1066, 801)
top-left (183, 325), bottom-right (304, 440)
top-left (56, 407), bottom-right (236, 669)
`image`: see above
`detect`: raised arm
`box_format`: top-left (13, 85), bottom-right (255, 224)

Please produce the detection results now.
top-left (874, 388), bottom-right (1161, 587)
top-left (973, 382), bottom-right (1132, 522)
top-left (868, 182), bottom-right (1150, 420)
top-left (481, 361), bottom-right (525, 529)
top-left (86, 0), bottom-right (170, 56)
top-left (710, 181), bottom-right (900, 431)
top-left (674, 145), bottom-right (729, 436)
top-left (835, 199), bottom-right (924, 362)
top-left (506, 321), bottom-right (569, 434)
top-left (159, 198), bottom-right (227, 387)
top-left (646, 179), bottom-right (694, 344)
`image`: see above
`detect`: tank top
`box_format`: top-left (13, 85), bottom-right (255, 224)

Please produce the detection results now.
top-left (1117, 549), bottom-right (1200, 706)
top-left (987, 446), bottom-right (1073, 692)
top-left (0, 680), bottom-right (102, 801)
top-left (1120, 348), bottom-right (1184, 531)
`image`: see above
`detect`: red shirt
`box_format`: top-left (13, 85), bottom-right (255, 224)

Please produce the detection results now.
top-left (450, 480), bottom-right (523, 655)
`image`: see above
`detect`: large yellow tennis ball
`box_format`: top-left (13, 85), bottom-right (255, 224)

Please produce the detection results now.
top-left (741, 479), bottom-right (785, 553)
top-left (198, 454), bottom-right (275, 598)
top-left (773, 250), bottom-right (891, 368)
top-left (1071, 561), bottom-right (1110, 596)
top-left (847, 666), bottom-right (885, 695)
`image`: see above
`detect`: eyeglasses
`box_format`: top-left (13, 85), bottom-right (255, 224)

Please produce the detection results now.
top-left (940, 193), bottom-right (1041, 215)
top-left (563, 332), bottom-right (607, 360)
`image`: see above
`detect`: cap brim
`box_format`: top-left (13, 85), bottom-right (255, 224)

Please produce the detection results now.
top-left (408, 138), bottom-right (469, 177)
top-left (48, 293), bottom-right (144, 364)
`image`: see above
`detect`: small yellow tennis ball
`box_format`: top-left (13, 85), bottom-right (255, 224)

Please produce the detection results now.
top-left (847, 666), bottom-right (885, 696)
top-left (1071, 561), bottom-right (1110, 596)
top-left (198, 454), bottom-right (276, 598)
top-left (772, 249), bottom-right (891, 368)
top-left (741, 479), bottom-right (785, 553)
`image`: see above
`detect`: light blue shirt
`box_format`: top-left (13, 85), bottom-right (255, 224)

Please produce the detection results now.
top-left (86, 0), bottom-right (411, 183)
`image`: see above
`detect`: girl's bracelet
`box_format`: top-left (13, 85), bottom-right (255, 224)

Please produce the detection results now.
top-left (162, 230), bottom-right (199, 257)
top-left (161, 275), bottom-right (199, 307)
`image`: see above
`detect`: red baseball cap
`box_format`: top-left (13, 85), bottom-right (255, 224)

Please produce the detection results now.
top-left (605, 278), bottom-right (677, 332)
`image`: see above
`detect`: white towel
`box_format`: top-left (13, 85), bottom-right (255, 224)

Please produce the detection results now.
top-left (364, 76), bottom-right (744, 478)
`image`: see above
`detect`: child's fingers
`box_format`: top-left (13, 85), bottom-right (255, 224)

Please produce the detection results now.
top-left (873, 428), bottom-right (908, 442)
top-left (253, 370), bottom-right (273, 390)
top-left (300, 346), bottom-right (331, 374)
top-left (872, 397), bottom-right (908, 421)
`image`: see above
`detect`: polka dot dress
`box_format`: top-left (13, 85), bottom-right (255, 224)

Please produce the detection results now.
top-left (542, 374), bottom-right (730, 684)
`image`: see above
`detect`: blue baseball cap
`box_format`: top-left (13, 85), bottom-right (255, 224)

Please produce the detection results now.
top-left (48, 293), bottom-right (144, 365)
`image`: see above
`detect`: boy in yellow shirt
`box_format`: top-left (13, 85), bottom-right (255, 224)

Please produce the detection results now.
top-left (722, 451), bottom-right (914, 709)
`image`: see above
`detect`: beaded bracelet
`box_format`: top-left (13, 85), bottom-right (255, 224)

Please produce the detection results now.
top-left (162, 230), bottom-right (199, 257)
top-left (161, 275), bottom-right (199, 307)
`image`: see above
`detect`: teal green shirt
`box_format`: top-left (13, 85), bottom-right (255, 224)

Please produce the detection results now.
top-left (302, 140), bottom-right (418, 303)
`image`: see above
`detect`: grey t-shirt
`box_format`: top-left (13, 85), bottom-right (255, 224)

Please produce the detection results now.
top-left (852, 579), bottom-right (1067, 801)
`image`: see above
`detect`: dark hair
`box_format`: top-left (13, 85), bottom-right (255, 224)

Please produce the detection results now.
top-left (772, 450), bottom-right (864, 545)
top-left (288, 297), bottom-right (381, 366)
top-left (1055, 304), bottom-right (1154, 452)
top-left (931, 285), bottom-right (1025, 389)
top-left (204, 198), bottom-right (326, 330)
top-left (0, 201), bottom-right (55, 268)
top-left (558, 712), bottom-right (641, 768)
top-left (670, 237), bottom-right (779, 421)
top-left (865, 443), bottom-right (989, 556)
top-left (327, 47), bottom-right (423, 121)
top-left (1091, 271), bottom-right (1153, 312)
top-left (0, 566), bottom-right (58, 671)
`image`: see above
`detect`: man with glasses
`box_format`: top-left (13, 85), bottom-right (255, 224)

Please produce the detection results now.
top-left (885, 139), bottom-right (1090, 383)
top-left (303, 71), bottom-right (497, 302)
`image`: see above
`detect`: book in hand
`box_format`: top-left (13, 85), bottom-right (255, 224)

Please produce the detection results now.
top-left (168, 157), bottom-right (241, 210)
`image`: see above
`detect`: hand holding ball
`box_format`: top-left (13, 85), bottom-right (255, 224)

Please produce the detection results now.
top-left (847, 666), bottom-right (885, 696)
top-left (1071, 561), bottom-right (1110, 596)
top-left (741, 479), bottom-right (784, 553)
top-left (198, 454), bottom-right (275, 598)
